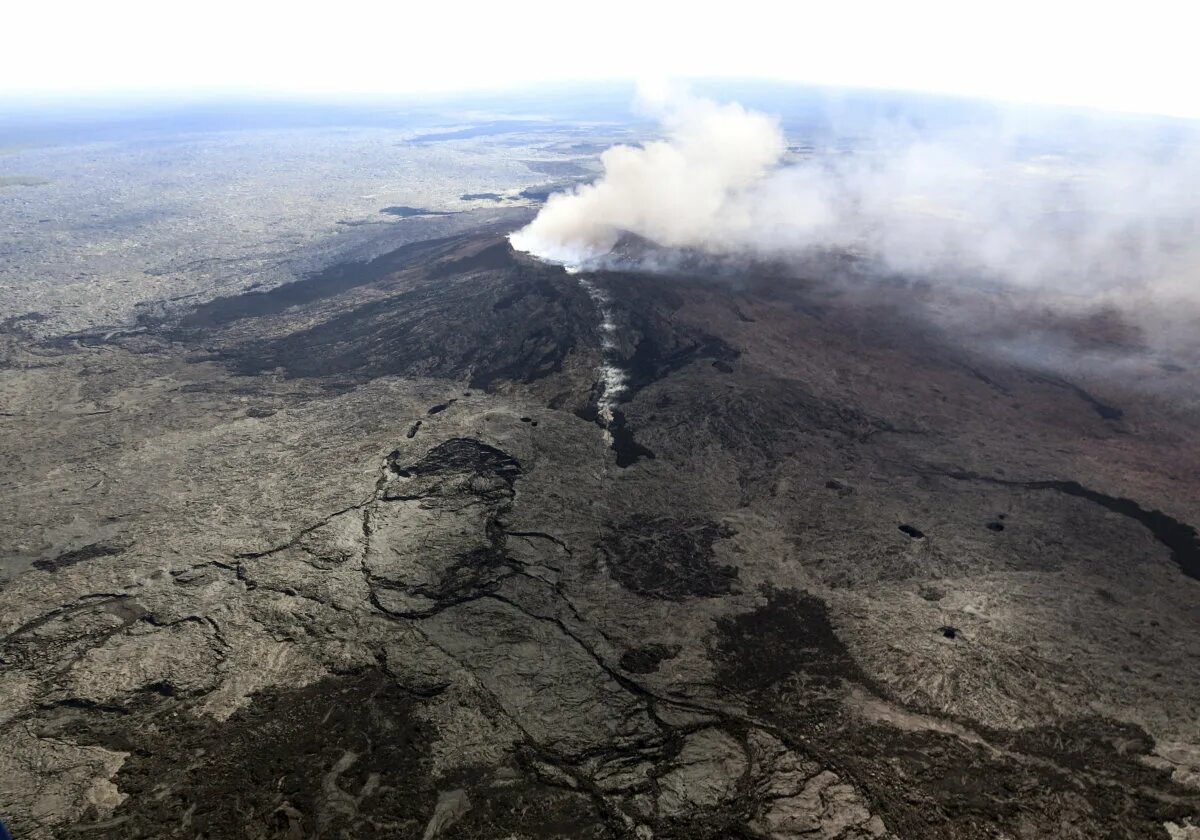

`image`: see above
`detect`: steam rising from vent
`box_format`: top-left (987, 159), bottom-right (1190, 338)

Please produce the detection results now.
top-left (510, 87), bottom-right (1200, 314)
top-left (510, 91), bottom-right (786, 263)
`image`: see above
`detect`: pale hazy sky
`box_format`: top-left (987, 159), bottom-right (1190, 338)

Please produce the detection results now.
top-left (6, 0), bottom-right (1197, 119)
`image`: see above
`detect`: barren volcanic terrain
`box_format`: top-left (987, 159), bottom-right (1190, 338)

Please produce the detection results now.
top-left (2, 222), bottom-right (1200, 839)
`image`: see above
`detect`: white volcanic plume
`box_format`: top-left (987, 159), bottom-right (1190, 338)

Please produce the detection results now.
top-left (510, 91), bottom-right (786, 263)
top-left (511, 88), bottom-right (1200, 319)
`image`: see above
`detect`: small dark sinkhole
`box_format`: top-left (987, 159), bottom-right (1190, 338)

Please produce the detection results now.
top-left (899, 524), bottom-right (925, 540)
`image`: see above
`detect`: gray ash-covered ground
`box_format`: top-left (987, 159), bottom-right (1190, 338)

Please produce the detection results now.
top-left (2, 221), bottom-right (1200, 840)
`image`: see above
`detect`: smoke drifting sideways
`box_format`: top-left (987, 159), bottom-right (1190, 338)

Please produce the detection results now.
top-left (510, 87), bottom-right (1200, 377)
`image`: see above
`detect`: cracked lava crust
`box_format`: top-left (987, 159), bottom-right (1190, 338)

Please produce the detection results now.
top-left (2, 231), bottom-right (1200, 839)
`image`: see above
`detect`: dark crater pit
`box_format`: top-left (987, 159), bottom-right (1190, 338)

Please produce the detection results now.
top-left (899, 524), bottom-right (926, 539)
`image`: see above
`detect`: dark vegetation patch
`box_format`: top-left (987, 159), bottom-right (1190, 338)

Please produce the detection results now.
top-left (516, 186), bottom-right (551, 201)
top-left (600, 516), bottom-right (736, 601)
top-left (521, 159), bottom-right (591, 177)
top-left (380, 206), bottom-right (454, 217)
top-left (406, 420), bottom-right (421, 438)
top-left (618, 643), bottom-right (682, 674)
top-left (0, 175), bottom-right (51, 188)
top-left (34, 542), bottom-right (124, 573)
top-left (515, 176), bottom-right (594, 202)
top-left (899, 524), bottom-right (925, 539)
top-left (517, 184), bottom-right (576, 202)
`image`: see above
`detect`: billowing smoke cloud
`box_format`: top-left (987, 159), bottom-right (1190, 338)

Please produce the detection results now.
top-left (510, 89), bottom-right (787, 262)
top-left (511, 87), bottom-right (1200, 324)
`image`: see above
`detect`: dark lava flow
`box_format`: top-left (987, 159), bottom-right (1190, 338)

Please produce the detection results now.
top-left (947, 471), bottom-right (1200, 580)
top-left (608, 410), bottom-right (656, 468)
top-left (1031, 373), bottom-right (1124, 421)
top-left (571, 269), bottom-right (740, 469)
top-left (33, 542), bottom-right (125, 573)
top-left (176, 234), bottom-right (473, 329)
